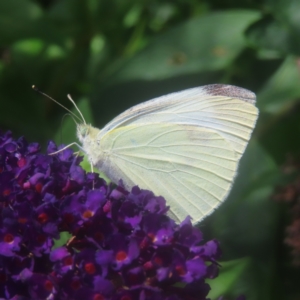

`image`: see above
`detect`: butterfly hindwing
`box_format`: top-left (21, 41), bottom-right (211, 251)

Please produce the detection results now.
top-left (98, 123), bottom-right (238, 223)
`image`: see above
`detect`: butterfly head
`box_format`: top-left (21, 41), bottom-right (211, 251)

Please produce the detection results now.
top-left (77, 124), bottom-right (89, 142)
top-left (76, 124), bottom-right (102, 166)
top-left (77, 124), bottom-right (100, 144)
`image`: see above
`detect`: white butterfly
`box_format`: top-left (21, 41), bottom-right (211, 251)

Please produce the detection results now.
top-left (58, 84), bottom-right (258, 224)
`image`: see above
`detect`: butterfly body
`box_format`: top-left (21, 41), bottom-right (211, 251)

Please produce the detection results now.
top-left (77, 84), bottom-right (258, 224)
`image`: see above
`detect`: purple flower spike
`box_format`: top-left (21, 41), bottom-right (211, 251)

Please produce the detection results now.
top-left (0, 131), bottom-right (224, 299)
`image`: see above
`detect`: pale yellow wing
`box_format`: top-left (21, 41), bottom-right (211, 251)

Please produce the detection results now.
top-left (99, 85), bottom-right (258, 159)
top-left (98, 123), bottom-right (238, 224)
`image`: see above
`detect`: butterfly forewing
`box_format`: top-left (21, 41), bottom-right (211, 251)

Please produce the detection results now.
top-left (99, 85), bottom-right (258, 160)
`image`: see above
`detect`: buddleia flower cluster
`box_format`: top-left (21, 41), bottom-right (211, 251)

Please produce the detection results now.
top-left (0, 131), bottom-right (221, 300)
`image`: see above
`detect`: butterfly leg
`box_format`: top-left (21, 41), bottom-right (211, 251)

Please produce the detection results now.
top-left (90, 162), bottom-right (95, 190)
top-left (48, 142), bottom-right (85, 155)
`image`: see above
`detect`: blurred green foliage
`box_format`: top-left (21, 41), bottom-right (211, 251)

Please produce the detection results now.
top-left (1, 0), bottom-right (300, 299)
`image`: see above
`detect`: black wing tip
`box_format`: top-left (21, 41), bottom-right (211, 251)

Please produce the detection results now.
top-left (202, 84), bottom-right (256, 104)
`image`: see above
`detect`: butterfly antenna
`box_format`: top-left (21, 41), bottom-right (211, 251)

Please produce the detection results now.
top-left (64, 113), bottom-right (78, 126)
top-left (32, 85), bottom-right (82, 123)
top-left (67, 94), bottom-right (86, 125)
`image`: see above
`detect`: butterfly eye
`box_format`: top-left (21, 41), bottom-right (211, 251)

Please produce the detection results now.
top-left (80, 127), bottom-right (88, 137)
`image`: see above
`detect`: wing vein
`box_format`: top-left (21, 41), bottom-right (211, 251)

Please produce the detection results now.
top-left (111, 141), bottom-right (238, 152)
top-left (112, 153), bottom-right (230, 188)
top-left (170, 173), bottom-right (222, 205)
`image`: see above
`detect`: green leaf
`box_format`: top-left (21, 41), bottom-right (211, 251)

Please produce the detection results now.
top-left (246, 15), bottom-right (291, 58)
top-left (53, 231), bottom-right (72, 249)
top-left (106, 10), bottom-right (260, 83)
top-left (261, 0), bottom-right (300, 55)
top-left (0, 0), bottom-right (42, 45)
top-left (257, 56), bottom-right (300, 114)
top-left (267, 0), bottom-right (300, 33)
top-left (207, 258), bottom-right (251, 299)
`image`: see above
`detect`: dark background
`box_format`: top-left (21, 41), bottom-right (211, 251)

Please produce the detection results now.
top-left (1, 0), bottom-right (300, 299)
